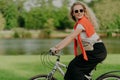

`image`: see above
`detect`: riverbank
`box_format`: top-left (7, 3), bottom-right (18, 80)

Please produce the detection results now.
top-left (0, 30), bottom-right (119, 39)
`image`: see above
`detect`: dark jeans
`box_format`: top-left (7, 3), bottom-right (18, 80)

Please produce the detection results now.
top-left (64, 42), bottom-right (107, 80)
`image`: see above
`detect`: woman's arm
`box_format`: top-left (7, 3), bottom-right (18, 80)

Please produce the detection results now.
top-left (50, 28), bottom-right (82, 54)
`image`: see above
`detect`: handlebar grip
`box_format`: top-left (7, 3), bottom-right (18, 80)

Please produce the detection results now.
top-left (49, 50), bottom-right (54, 55)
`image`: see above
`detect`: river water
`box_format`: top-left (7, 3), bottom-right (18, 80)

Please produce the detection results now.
top-left (0, 38), bottom-right (119, 55)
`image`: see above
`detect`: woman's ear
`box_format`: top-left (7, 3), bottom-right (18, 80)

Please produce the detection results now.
top-left (72, 13), bottom-right (75, 17)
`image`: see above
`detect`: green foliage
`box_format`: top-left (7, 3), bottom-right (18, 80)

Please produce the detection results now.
top-left (53, 6), bottom-right (73, 30)
top-left (12, 28), bottom-right (31, 38)
top-left (0, 0), bottom-right (26, 29)
top-left (105, 14), bottom-right (120, 37)
top-left (0, 0), bottom-right (18, 29)
top-left (24, 8), bottom-right (47, 29)
top-left (0, 13), bottom-right (5, 30)
top-left (16, 0), bottom-right (26, 28)
top-left (24, 0), bottom-right (72, 30)
top-left (113, 15), bottom-right (120, 29)
top-left (39, 18), bottom-right (54, 38)
top-left (93, 0), bottom-right (120, 30)
top-left (0, 0), bottom-right (119, 33)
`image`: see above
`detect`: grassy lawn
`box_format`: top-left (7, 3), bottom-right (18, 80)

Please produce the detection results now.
top-left (0, 54), bottom-right (120, 80)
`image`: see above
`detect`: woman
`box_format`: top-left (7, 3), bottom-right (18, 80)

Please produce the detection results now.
top-left (50, 1), bottom-right (107, 80)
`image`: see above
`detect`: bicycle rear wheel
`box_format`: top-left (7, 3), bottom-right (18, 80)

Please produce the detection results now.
top-left (96, 74), bottom-right (120, 80)
top-left (30, 74), bottom-right (56, 80)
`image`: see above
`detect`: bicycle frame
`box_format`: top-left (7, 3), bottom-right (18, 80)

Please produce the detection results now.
top-left (47, 55), bottom-right (67, 79)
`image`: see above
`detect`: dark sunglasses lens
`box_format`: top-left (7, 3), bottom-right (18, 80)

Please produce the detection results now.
top-left (80, 9), bottom-right (83, 12)
top-left (74, 9), bottom-right (84, 13)
top-left (75, 10), bottom-right (78, 13)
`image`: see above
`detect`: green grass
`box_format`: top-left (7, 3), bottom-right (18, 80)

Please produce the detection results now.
top-left (0, 54), bottom-right (120, 80)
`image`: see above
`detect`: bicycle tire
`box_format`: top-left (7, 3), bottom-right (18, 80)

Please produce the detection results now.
top-left (30, 74), bottom-right (57, 80)
top-left (96, 74), bottom-right (120, 80)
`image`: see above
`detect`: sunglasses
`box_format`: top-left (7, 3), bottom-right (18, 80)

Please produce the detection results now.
top-left (74, 9), bottom-right (84, 13)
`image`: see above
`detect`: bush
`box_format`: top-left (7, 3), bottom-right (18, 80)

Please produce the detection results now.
top-left (12, 28), bottom-right (31, 38)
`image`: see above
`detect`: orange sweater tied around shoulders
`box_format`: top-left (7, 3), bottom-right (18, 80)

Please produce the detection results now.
top-left (74, 16), bottom-right (95, 61)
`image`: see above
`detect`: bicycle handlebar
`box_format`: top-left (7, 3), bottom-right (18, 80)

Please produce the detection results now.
top-left (49, 50), bottom-right (61, 56)
top-left (49, 50), bottom-right (61, 61)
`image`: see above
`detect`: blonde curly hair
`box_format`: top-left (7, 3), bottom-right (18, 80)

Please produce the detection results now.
top-left (70, 1), bottom-right (99, 29)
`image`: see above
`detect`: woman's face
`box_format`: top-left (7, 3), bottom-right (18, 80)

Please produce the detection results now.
top-left (73, 5), bottom-right (84, 20)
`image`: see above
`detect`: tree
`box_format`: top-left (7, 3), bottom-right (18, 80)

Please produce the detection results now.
top-left (92, 0), bottom-right (120, 30)
top-left (0, 0), bottom-right (18, 29)
top-left (15, 0), bottom-right (26, 28)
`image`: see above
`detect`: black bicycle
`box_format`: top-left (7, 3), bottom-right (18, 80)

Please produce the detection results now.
top-left (30, 53), bottom-right (120, 80)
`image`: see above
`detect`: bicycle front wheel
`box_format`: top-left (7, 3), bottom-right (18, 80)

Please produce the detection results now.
top-left (30, 74), bottom-right (56, 80)
top-left (96, 74), bottom-right (120, 80)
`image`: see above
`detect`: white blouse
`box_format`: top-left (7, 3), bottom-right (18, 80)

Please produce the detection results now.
top-left (75, 24), bottom-right (102, 50)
